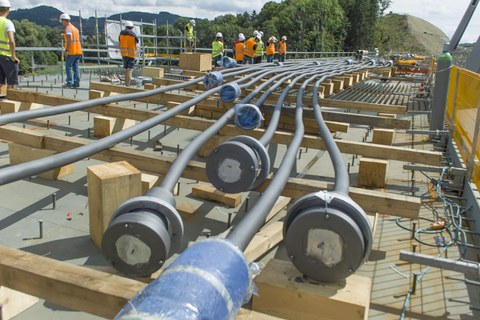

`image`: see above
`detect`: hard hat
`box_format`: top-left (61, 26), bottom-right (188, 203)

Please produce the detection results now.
top-left (125, 21), bottom-right (134, 28)
top-left (59, 13), bottom-right (71, 21)
top-left (269, 36), bottom-right (277, 42)
top-left (216, 32), bottom-right (223, 38)
top-left (0, 0), bottom-right (11, 8)
top-left (253, 30), bottom-right (259, 36)
top-left (238, 33), bottom-right (244, 38)
top-left (189, 19), bottom-right (196, 26)
top-left (238, 34), bottom-right (245, 41)
top-left (281, 36), bottom-right (287, 41)
top-left (259, 31), bottom-right (264, 37)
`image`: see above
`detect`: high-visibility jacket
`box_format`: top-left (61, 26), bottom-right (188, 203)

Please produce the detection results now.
top-left (63, 24), bottom-right (82, 55)
top-left (235, 41), bottom-right (244, 61)
top-left (266, 42), bottom-right (276, 55)
top-left (0, 17), bottom-right (12, 57)
top-left (185, 23), bottom-right (194, 41)
top-left (212, 40), bottom-right (223, 58)
top-left (119, 29), bottom-right (138, 59)
top-left (244, 37), bottom-right (256, 58)
top-left (254, 40), bottom-right (264, 57)
top-left (278, 40), bottom-right (287, 55)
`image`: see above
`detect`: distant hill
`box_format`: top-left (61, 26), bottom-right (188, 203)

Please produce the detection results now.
top-left (378, 13), bottom-right (448, 56)
top-left (9, 5), bottom-right (181, 35)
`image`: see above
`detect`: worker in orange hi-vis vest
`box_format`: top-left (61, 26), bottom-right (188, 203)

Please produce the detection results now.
top-left (59, 13), bottom-right (82, 88)
top-left (234, 33), bottom-right (245, 64)
top-left (266, 36), bottom-right (277, 62)
top-left (242, 31), bottom-right (260, 65)
top-left (278, 35), bottom-right (287, 62)
top-left (119, 21), bottom-right (139, 87)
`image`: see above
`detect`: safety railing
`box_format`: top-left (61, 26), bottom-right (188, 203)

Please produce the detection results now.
top-left (446, 66), bottom-right (480, 190)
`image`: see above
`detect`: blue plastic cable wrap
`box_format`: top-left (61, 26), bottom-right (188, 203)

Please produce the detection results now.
top-left (222, 56), bottom-right (238, 68)
top-left (220, 83), bottom-right (241, 102)
top-left (114, 238), bottom-right (252, 320)
top-left (235, 104), bottom-right (263, 130)
top-left (204, 71), bottom-right (224, 89)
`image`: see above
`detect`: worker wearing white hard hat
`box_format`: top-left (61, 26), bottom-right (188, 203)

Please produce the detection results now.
top-left (60, 13), bottom-right (83, 88)
top-left (234, 33), bottom-right (246, 64)
top-left (266, 36), bottom-right (277, 63)
top-left (254, 32), bottom-right (264, 64)
top-left (0, 0), bottom-right (19, 94)
top-left (119, 21), bottom-right (139, 87)
top-left (212, 32), bottom-right (224, 67)
top-left (184, 19), bottom-right (196, 52)
top-left (278, 35), bottom-right (287, 62)
top-left (242, 33), bottom-right (259, 65)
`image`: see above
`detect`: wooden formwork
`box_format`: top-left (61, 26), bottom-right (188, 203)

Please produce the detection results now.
top-left (0, 69), bottom-right (445, 319)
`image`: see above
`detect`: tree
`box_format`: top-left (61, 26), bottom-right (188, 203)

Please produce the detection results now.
top-left (379, 0), bottom-right (392, 15)
top-left (13, 19), bottom-right (60, 74)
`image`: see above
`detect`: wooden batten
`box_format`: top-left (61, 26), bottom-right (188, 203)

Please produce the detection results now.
top-left (253, 259), bottom-right (371, 320)
top-left (87, 161), bottom-right (142, 247)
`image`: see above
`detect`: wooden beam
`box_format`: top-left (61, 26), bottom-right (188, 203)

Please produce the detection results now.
top-left (0, 245), bottom-right (145, 319)
top-left (6, 88), bottom-right (411, 130)
top-left (0, 245), bottom-right (281, 320)
top-left (318, 98), bottom-right (407, 114)
top-left (0, 125), bottom-right (421, 218)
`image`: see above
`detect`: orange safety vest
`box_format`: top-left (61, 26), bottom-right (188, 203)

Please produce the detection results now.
top-left (119, 31), bottom-right (137, 58)
top-left (64, 24), bottom-right (82, 55)
top-left (278, 40), bottom-right (286, 55)
top-left (235, 41), bottom-right (245, 61)
top-left (266, 42), bottom-right (276, 55)
top-left (244, 37), bottom-right (256, 58)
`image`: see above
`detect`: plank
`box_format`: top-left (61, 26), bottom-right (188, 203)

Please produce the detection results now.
top-left (252, 259), bottom-right (371, 320)
top-left (0, 125), bottom-right (421, 218)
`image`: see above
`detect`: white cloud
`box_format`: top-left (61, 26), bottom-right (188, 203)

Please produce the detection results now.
top-left (389, 0), bottom-right (479, 43)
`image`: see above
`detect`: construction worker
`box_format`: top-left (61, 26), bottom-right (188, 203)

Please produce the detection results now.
top-left (119, 20), bottom-right (138, 87)
top-left (60, 13), bottom-right (82, 88)
top-left (234, 33), bottom-right (245, 64)
top-left (184, 19), bottom-right (195, 52)
top-left (212, 32), bottom-right (224, 67)
top-left (254, 31), bottom-right (264, 64)
top-left (242, 31), bottom-right (259, 65)
top-left (0, 0), bottom-right (19, 95)
top-left (278, 35), bottom-right (287, 62)
top-left (266, 36), bottom-right (277, 62)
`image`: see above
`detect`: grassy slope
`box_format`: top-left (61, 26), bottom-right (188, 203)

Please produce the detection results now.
top-left (377, 13), bottom-right (448, 56)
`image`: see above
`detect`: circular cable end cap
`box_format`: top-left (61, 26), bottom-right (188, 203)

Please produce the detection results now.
top-left (235, 104), bottom-right (263, 130)
top-left (284, 207), bottom-right (365, 283)
top-left (102, 210), bottom-right (171, 277)
top-left (206, 140), bottom-right (259, 193)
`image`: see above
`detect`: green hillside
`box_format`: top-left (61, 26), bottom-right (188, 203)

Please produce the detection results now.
top-left (377, 13), bottom-right (448, 56)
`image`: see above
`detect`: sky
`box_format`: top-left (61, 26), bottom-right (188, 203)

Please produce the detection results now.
top-left (10, 0), bottom-right (480, 43)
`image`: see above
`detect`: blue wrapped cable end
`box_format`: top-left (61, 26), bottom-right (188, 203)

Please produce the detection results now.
top-left (220, 83), bottom-right (242, 102)
top-left (204, 71), bottom-right (224, 89)
top-left (235, 104), bottom-right (263, 130)
top-left (222, 56), bottom-right (238, 68)
top-left (114, 238), bottom-right (252, 320)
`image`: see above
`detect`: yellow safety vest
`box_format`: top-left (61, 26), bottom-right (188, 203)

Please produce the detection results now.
top-left (212, 40), bottom-right (223, 58)
top-left (254, 40), bottom-right (264, 57)
top-left (0, 17), bottom-right (11, 57)
top-left (185, 23), bottom-right (194, 41)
